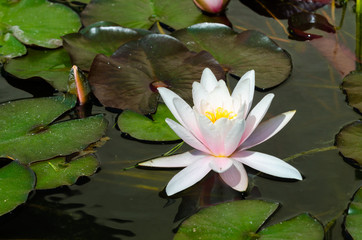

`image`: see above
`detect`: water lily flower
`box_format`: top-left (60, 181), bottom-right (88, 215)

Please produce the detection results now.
top-left (193, 0), bottom-right (230, 14)
top-left (140, 68), bottom-right (302, 196)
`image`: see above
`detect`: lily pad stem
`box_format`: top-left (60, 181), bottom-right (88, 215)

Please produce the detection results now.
top-left (284, 145), bottom-right (337, 162)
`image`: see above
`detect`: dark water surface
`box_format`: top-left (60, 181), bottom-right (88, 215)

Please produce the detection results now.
top-left (0, 1), bottom-right (361, 239)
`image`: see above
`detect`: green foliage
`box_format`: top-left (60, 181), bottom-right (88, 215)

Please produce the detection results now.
top-left (345, 187), bottom-right (362, 240)
top-left (342, 71), bottom-right (362, 113)
top-left (118, 103), bottom-right (180, 141)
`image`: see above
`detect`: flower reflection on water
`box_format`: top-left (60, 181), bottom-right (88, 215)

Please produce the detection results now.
top-left (140, 68), bottom-right (302, 196)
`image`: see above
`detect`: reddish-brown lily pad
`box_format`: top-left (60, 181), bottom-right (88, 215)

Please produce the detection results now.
top-left (88, 34), bottom-right (224, 114)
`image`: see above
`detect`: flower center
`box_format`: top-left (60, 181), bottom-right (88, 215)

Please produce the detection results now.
top-left (205, 107), bottom-right (237, 123)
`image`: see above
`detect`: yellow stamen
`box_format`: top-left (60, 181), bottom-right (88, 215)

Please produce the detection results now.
top-left (205, 107), bottom-right (237, 123)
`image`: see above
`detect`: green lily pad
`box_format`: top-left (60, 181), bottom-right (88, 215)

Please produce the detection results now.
top-left (31, 155), bottom-right (100, 189)
top-left (0, 95), bottom-right (108, 164)
top-left (0, 32), bottom-right (27, 60)
top-left (118, 103), bottom-right (180, 141)
top-left (4, 48), bottom-right (72, 91)
top-left (62, 21), bottom-right (150, 71)
top-left (345, 187), bottom-right (362, 240)
top-left (0, 161), bottom-right (35, 216)
top-left (88, 33), bottom-right (224, 114)
top-left (1, 0), bottom-right (81, 48)
top-left (172, 23), bottom-right (292, 90)
top-left (175, 200), bottom-right (324, 240)
top-left (335, 121), bottom-right (362, 168)
top-left (81, 0), bottom-right (222, 30)
top-left (342, 71), bottom-right (362, 113)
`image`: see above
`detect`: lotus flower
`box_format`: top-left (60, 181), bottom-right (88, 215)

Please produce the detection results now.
top-left (193, 0), bottom-right (230, 14)
top-left (140, 68), bottom-right (302, 196)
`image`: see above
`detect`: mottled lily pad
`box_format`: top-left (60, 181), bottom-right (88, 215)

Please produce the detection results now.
top-left (63, 21), bottom-right (151, 71)
top-left (31, 155), bottom-right (100, 189)
top-left (335, 121), bottom-right (362, 168)
top-left (342, 71), bottom-right (362, 113)
top-left (118, 103), bottom-right (180, 141)
top-left (345, 187), bottom-right (362, 240)
top-left (81, 0), bottom-right (220, 30)
top-left (172, 23), bottom-right (292, 89)
top-left (175, 200), bottom-right (324, 240)
top-left (1, 0), bottom-right (81, 48)
top-left (0, 161), bottom-right (35, 216)
top-left (0, 95), bottom-right (108, 164)
top-left (4, 48), bottom-right (72, 91)
top-left (88, 34), bottom-right (224, 114)
top-left (0, 33), bottom-right (27, 60)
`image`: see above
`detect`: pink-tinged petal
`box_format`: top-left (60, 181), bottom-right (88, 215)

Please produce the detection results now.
top-left (158, 87), bottom-right (187, 127)
top-left (232, 151), bottom-right (302, 180)
top-left (139, 150), bottom-right (207, 168)
top-left (166, 157), bottom-right (212, 195)
top-left (231, 70), bottom-right (255, 117)
top-left (200, 68), bottom-right (218, 92)
top-left (197, 115), bottom-right (230, 155)
top-left (208, 156), bottom-right (233, 173)
top-left (165, 118), bottom-right (212, 154)
top-left (220, 160), bottom-right (248, 191)
top-left (238, 94), bottom-right (274, 147)
top-left (173, 98), bottom-right (205, 143)
top-left (224, 119), bottom-right (245, 156)
top-left (192, 82), bottom-right (208, 113)
top-left (240, 110), bottom-right (296, 150)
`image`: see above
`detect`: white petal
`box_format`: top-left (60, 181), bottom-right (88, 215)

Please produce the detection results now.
top-left (165, 118), bottom-right (211, 154)
top-left (231, 70), bottom-right (255, 117)
top-left (209, 156), bottom-right (233, 173)
top-left (173, 98), bottom-right (205, 143)
top-left (166, 156), bottom-right (212, 195)
top-left (192, 82), bottom-right (208, 113)
top-left (240, 110), bottom-right (296, 150)
top-left (238, 94), bottom-right (274, 147)
top-left (224, 119), bottom-right (245, 156)
top-left (220, 160), bottom-right (248, 191)
top-left (200, 68), bottom-right (218, 92)
top-left (158, 87), bottom-right (186, 126)
top-left (139, 150), bottom-right (207, 168)
top-left (207, 80), bottom-right (232, 109)
top-left (232, 151), bottom-right (302, 180)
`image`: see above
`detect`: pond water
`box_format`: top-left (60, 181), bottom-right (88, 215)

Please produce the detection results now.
top-left (0, 0), bottom-right (361, 239)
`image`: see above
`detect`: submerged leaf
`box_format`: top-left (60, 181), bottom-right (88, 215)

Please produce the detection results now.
top-left (31, 155), bottom-right (100, 189)
top-left (118, 103), bottom-right (180, 141)
top-left (88, 34), bottom-right (224, 114)
top-left (1, 0), bottom-right (81, 48)
top-left (4, 48), bottom-right (72, 91)
top-left (336, 121), bottom-right (362, 168)
top-left (0, 161), bottom-right (35, 216)
top-left (0, 95), bottom-right (108, 164)
top-left (62, 21), bottom-right (150, 71)
top-left (342, 71), bottom-right (362, 113)
top-left (172, 23), bottom-right (292, 89)
top-left (81, 0), bottom-right (221, 30)
top-left (175, 200), bottom-right (324, 240)
top-left (345, 187), bottom-right (362, 240)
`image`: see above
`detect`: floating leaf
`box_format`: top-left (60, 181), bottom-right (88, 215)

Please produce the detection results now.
top-left (0, 161), bottom-right (35, 216)
top-left (1, 0), bottom-right (81, 48)
top-left (118, 103), bottom-right (180, 141)
top-left (0, 33), bottom-right (27, 60)
top-left (172, 23), bottom-right (292, 89)
top-left (31, 155), bottom-right (100, 189)
top-left (0, 95), bottom-right (108, 164)
top-left (342, 71), bottom-right (362, 113)
top-left (88, 34), bottom-right (224, 114)
top-left (81, 0), bottom-right (221, 30)
top-left (335, 121), bottom-right (362, 168)
top-left (4, 48), bottom-right (72, 91)
top-left (345, 187), bottom-right (362, 240)
top-left (175, 200), bottom-right (324, 240)
top-left (63, 21), bottom-right (150, 71)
